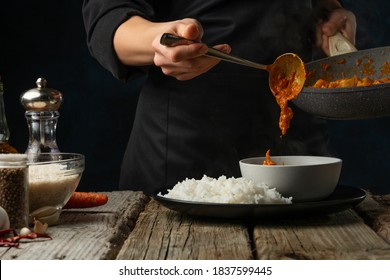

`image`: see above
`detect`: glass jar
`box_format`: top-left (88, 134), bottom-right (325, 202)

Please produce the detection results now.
top-left (0, 154), bottom-right (29, 229)
top-left (0, 76), bottom-right (18, 154)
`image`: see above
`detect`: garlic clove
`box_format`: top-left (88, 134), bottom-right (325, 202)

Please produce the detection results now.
top-left (20, 227), bottom-right (32, 235)
top-left (0, 206), bottom-right (10, 230)
top-left (33, 218), bottom-right (49, 234)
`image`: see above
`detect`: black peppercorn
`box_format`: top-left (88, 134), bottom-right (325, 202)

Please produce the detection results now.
top-left (0, 154), bottom-right (28, 229)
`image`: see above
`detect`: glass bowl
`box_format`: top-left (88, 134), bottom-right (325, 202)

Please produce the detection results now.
top-left (27, 153), bottom-right (84, 225)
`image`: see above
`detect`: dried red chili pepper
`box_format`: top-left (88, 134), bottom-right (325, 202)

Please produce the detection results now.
top-left (0, 228), bottom-right (51, 247)
top-left (0, 228), bottom-right (16, 237)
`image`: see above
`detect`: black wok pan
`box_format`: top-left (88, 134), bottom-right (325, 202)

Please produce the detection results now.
top-left (292, 46), bottom-right (390, 120)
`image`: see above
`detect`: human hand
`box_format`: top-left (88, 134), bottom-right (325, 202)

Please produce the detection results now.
top-left (152, 18), bottom-right (231, 80)
top-left (315, 8), bottom-right (357, 56)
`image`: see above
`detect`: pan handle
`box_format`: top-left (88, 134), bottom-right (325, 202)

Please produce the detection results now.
top-left (329, 32), bottom-right (357, 56)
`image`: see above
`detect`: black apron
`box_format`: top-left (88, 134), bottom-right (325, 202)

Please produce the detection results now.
top-left (120, 70), bottom-right (328, 194)
top-left (83, 0), bottom-right (329, 194)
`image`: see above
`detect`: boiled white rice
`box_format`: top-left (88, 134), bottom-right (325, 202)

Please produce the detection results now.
top-left (159, 175), bottom-right (292, 204)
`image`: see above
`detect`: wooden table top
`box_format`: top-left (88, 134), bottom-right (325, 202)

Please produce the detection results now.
top-left (1, 189), bottom-right (389, 260)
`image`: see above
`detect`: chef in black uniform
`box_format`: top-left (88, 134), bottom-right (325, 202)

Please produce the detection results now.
top-left (82, 0), bottom-right (356, 194)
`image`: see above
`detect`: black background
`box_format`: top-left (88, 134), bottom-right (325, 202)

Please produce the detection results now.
top-left (0, 0), bottom-right (389, 194)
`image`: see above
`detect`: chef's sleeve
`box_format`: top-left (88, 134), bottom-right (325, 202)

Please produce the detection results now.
top-left (82, 0), bottom-right (155, 82)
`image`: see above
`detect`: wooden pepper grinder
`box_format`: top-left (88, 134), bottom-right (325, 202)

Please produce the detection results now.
top-left (20, 77), bottom-right (63, 154)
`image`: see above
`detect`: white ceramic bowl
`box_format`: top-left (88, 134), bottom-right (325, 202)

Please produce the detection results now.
top-left (27, 153), bottom-right (84, 225)
top-left (239, 156), bottom-right (342, 202)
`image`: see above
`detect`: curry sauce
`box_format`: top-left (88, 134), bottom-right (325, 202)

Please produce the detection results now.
top-left (263, 149), bottom-right (277, 165)
top-left (270, 71), bottom-right (301, 136)
top-left (311, 75), bottom-right (390, 88)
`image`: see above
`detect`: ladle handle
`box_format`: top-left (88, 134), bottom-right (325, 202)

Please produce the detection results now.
top-left (160, 33), bottom-right (267, 71)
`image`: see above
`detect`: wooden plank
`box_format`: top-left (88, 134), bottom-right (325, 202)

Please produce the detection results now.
top-left (116, 199), bottom-right (253, 260)
top-left (252, 210), bottom-right (390, 260)
top-left (0, 191), bottom-right (149, 260)
top-left (354, 192), bottom-right (390, 243)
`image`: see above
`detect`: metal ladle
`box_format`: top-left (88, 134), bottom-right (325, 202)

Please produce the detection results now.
top-left (160, 33), bottom-right (306, 99)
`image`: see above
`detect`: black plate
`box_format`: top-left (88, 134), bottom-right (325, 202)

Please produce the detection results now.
top-left (153, 185), bottom-right (366, 219)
